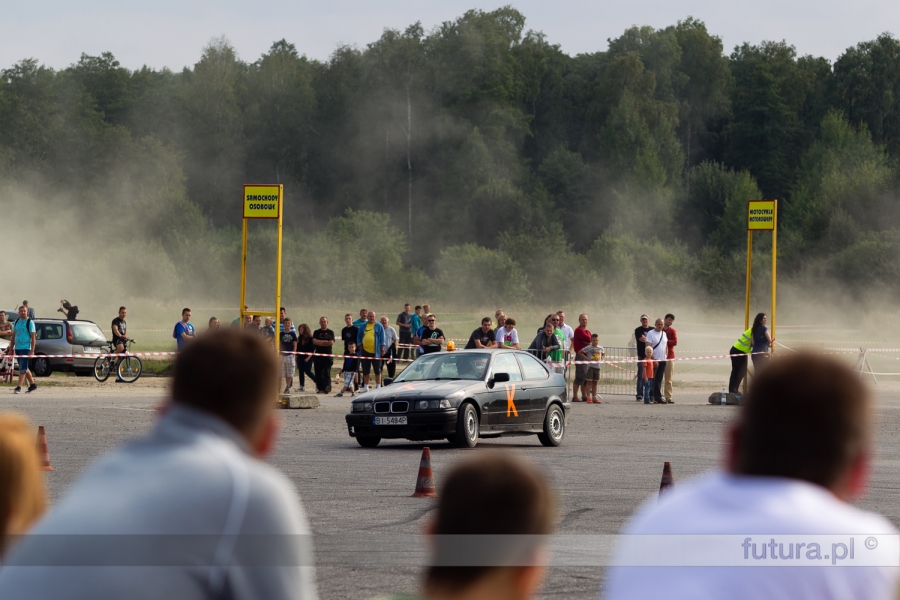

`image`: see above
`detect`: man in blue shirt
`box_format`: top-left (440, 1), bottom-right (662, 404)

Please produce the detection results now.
top-left (11, 305), bottom-right (37, 394)
top-left (174, 308), bottom-right (195, 350)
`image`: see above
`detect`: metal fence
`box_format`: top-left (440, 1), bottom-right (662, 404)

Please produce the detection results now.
top-left (593, 346), bottom-right (637, 397)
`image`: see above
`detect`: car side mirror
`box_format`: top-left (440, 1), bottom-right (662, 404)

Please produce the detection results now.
top-left (489, 372), bottom-right (510, 388)
top-left (383, 378), bottom-right (393, 386)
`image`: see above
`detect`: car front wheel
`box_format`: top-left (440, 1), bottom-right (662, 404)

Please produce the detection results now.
top-left (356, 436), bottom-right (381, 448)
top-left (32, 355), bottom-right (52, 378)
top-left (537, 404), bottom-right (565, 447)
top-left (452, 402), bottom-right (479, 448)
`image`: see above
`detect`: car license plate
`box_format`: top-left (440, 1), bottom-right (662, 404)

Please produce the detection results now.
top-left (83, 346), bottom-right (102, 354)
top-left (374, 416), bottom-right (407, 425)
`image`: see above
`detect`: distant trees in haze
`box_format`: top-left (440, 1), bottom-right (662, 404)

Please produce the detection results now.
top-left (1, 8), bottom-right (899, 305)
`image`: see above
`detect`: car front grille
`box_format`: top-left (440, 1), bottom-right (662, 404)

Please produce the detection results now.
top-left (391, 401), bottom-right (409, 413)
top-left (374, 401), bottom-right (391, 414)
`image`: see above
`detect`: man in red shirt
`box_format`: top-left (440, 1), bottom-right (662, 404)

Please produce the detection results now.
top-left (572, 313), bottom-right (592, 402)
top-left (663, 313), bottom-right (677, 404)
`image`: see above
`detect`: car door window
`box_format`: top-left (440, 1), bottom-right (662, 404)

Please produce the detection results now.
top-left (491, 353), bottom-right (523, 382)
top-left (518, 352), bottom-right (549, 380)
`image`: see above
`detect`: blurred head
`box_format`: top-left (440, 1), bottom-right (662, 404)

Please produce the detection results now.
top-left (504, 317), bottom-right (516, 329)
top-left (244, 314), bottom-right (252, 324)
top-left (0, 413), bottom-right (47, 558)
top-left (171, 330), bottom-right (279, 457)
top-left (654, 318), bottom-right (664, 331)
top-left (298, 323), bottom-right (310, 338)
top-left (415, 305), bottom-right (422, 314)
top-left (367, 311), bottom-right (376, 323)
top-left (181, 308), bottom-right (191, 322)
top-left (0, 312), bottom-right (6, 323)
top-left (426, 315), bottom-right (437, 329)
top-left (591, 334), bottom-right (599, 344)
top-left (424, 454), bottom-right (555, 599)
top-left (543, 324), bottom-right (554, 337)
top-left (664, 313), bottom-right (674, 327)
top-left (348, 341), bottom-right (356, 353)
top-left (380, 316), bottom-right (389, 328)
top-left (280, 307), bottom-right (286, 319)
top-left (481, 318), bottom-right (492, 332)
top-left (578, 314), bottom-right (588, 327)
top-left (208, 317), bottom-right (219, 329)
top-left (252, 315), bottom-right (262, 326)
top-left (729, 353), bottom-right (873, 500)
top-left (644, 346), bottom-right (653, 357)
top-left (359, 308), bottom-right (368, 319)
top-left (264, 317), bottom-right (272, 327)
top-left (404, 303), bottom-right (411, 312)
top-left (497, 315), bottom-right (507, 328)
top-left (344, 314), bottom-right (353, 326)
top-left (17, 306), bottom-right (26, 319)
top-left (423, 304), bottom-right (431, 313)
top-left (556, 311), bottom-right (565, 325)
top-left (640, 314), bottom-right (649, 326)
top-left (495, 309), bottom-right (504, 320)
top-left (118, 307), bottom-right (127, 319)
top-left (21, 301), bottom-right (28, 307)
top-left (283, 318), bottom-right (292, 329)
top-left (319, 317), bottom-right (328, 329)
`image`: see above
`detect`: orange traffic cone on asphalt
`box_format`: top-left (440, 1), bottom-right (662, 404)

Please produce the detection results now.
top-left (36, 426), bottom-right (54, 471)
top-left (658, 461), bottom-right (673, 498)
top-left (411, 447), bottom-right (438, 498)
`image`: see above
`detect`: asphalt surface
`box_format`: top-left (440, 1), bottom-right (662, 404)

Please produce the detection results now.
top-left (4, 378), bottom-right (900, 599)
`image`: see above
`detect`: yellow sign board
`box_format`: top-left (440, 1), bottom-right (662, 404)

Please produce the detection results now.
top-left (243, 184), bottom-right (282, 219)
top-left (748, 200), bottom-right (776, 230)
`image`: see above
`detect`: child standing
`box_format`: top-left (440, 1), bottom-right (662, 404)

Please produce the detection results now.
top-left (576, 333), bottom-right (605, 403)
top-left (642, 345), bottom-right (656, 404)
top-left (336, 341), bottom-right (359, 397)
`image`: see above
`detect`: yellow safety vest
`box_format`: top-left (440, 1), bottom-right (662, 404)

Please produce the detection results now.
top-left (733, 328), bottom-right (753, 353)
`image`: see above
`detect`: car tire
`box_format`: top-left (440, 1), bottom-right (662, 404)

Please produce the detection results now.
top-left (452, 402), bottom-right (479, 448)
top-left (537, 404), bottom-right (565, 447)
top-left (32, 355), bottom-right (52, 378)
top-left (356, 436), bottom-right (381, 448)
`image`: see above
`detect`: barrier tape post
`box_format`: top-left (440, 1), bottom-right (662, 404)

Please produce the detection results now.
top-left (852, 348), bottom-right (878, 384)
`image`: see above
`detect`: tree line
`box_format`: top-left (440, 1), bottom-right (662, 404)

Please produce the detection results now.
top-left (1, 7), bottom-right (899, 306)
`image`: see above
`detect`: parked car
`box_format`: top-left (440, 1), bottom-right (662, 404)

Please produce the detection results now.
top-left (29, 319), bottom-right (109, 377)
top-left (345, 349), bottom-right (570, 448)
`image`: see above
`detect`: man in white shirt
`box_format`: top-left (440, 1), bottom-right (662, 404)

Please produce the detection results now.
top-left (603, 352), bottom-right (898, 600)
top-left (642, 318), bottom-right (667, 404)
top-left (0, 330), bottom-right (317, 600)
top-left (555, 311), bottom-right (574, 353)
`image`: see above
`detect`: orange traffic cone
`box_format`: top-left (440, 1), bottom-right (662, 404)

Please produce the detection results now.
top-left (36, 425), bottom-right (54, 471)
top-left (658, 461), bottom-right (673, 498)
top-left (411, 447), bottom-right (438, 498)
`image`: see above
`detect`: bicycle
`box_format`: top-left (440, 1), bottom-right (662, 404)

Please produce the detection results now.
top-left (93, 339), bottom-right (143, 383)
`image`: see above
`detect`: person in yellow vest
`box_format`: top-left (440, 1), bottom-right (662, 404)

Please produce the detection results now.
top-left (729, 327), bottom-right (753, 393)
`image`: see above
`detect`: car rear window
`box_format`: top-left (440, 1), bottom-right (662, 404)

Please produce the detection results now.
top-left (70, 323), bottom-right (108, 345)
top-left (38, 323), bottom-right (64, 340)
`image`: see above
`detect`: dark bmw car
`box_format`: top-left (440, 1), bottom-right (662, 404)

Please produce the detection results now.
top-left (345, 349), bottom-right (569, 448)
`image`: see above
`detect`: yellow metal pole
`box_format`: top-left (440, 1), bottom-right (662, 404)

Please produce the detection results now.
top-left (743, 230), bottom-right (753, 394)
top-left (771, 200), bottom-right (778, 350)
top-left (240, 218), bottom-right (248, 329)
top-left (275, 185), bottom-right (284, 336)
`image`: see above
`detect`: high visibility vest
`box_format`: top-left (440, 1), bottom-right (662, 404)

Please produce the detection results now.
top-left (733, 328), bottom-right (753, 354)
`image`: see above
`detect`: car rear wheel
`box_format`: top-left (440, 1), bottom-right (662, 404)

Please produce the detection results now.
top-left (537, 404), bottom-right (565, 447)
top-left (452, 402), bottom-right (479, 448)
top-left (356, 436), bottom-right (381, 448)
top-left (32, 355), bottom-right (52, 378)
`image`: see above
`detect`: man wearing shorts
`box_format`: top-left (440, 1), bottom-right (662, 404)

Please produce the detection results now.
top-left (572, 314), bottom-right (591, 401)
top-left (356, 310), bottom-right (386, 392)
top-left (11, 305), bottom-right (36, 394)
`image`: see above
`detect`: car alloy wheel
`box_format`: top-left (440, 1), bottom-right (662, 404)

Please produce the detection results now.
top-left (453, 402), bottom-right (479, 448)
top-left (538, 405), bottom-right (565, 447)
top-left (32, 356), bottom-right (52, 378)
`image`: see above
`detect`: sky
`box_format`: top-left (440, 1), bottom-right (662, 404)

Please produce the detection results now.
top-left (5, 0), bottom-right (899, 71)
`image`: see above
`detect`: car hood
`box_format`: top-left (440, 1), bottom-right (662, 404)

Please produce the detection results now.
top-left (362, 379), bottom-right (484, 400)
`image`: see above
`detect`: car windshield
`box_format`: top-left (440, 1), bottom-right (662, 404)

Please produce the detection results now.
top-left (70, 323), bottom-right (108, 345)
top-left (395, 352), bottom-right (490, 382)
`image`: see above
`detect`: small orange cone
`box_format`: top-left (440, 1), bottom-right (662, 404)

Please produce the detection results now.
top-left (411, 447), bottom-right (438, 498)
top-left (658, 461), bottom-right (673, 498)
top-left (36, 426), bottom-right (54, 471)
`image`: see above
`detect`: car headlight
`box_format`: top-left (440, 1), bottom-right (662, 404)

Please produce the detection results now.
top-left (418, 399), bottom-right (452, 410)
top-left (352, 402), bottom-right (373, 412)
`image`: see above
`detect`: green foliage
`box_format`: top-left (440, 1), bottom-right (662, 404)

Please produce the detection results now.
top-left (1, 16), bottom-right (900, 306)
top-left (435, 244), bottom-right (531, 305)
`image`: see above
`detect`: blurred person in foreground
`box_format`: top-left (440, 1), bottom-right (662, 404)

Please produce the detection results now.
top-left (603, 352), bottom-right (897, 600)
top-left (0, 329), bottom-right (318, 600)
top-left (0, 413), bottom-right (47, 559)
top-left (0, 310), bottom-right (11, 340)
top-left (389, 453), bottom-right (555, 600)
